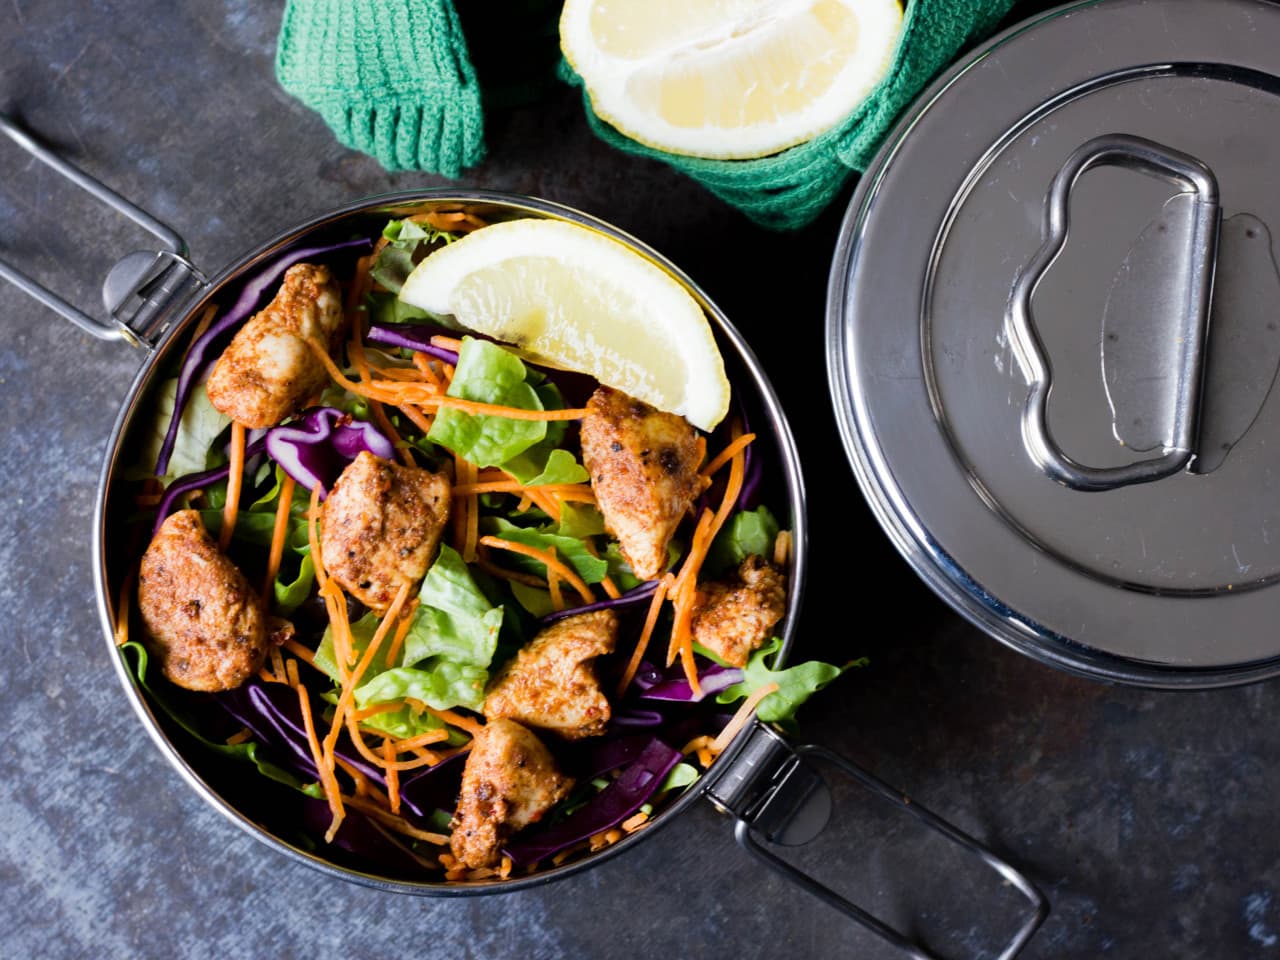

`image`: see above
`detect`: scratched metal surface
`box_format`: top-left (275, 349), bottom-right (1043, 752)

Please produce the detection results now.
top-left (2, 1), bottom-right (1279, 957)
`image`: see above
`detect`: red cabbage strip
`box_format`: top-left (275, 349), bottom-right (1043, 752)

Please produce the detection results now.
top-left (540, 578), bottom-right (659, 625)
top-left (154, 236), bottom-right (373, 476)
top-left (150, 436), bottom-right (267, 538)
top-left (579, 733), bottom-right (654, 780)
top-left (264, 406), bottom-right (395, 499)
top-left (366, 322), bottom-right (460, 364)
top-left (636, 660), bottom-right (743, 702)
top-left (503, 738), bottom-right (682, 865)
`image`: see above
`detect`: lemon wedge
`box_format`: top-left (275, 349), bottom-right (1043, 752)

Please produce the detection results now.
top-left (398, 219), bottom-right (731, 431)
top-left (560, 0), bottom-right (904, 160)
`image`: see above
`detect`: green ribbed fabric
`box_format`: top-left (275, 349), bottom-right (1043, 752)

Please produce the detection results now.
top-left (276, 0), bottom-right (485, 177)
top-left (560, 0), bottom-right (1018, 230)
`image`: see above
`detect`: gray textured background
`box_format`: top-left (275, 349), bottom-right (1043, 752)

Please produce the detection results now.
top-left (3, 1), bottom-right (1280, 958)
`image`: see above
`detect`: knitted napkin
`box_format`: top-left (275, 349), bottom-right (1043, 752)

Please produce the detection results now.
top-left (560, 0), bottom-right (1019, 230)
top-left (276, 0), bottom-right (485, 177)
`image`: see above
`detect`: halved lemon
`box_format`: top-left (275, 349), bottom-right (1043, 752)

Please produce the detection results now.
top-left (398, 219), bottom-right (731, 431)
top-left (560, 0), bottom-right (905, 160)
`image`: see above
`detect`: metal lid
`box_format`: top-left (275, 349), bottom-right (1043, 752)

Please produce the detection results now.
top-left (828, 0), bottom-right (1280, 687)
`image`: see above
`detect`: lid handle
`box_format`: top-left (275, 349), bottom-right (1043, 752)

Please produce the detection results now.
top-left (1008, 134), bottom-right (1220, 491)
top-left (0, 114), bottom-right (205, 350)
top-left (707, 722), bottom-right (1049, 959)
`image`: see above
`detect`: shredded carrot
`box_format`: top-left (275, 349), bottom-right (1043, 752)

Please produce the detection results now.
top-left (344, 715), bottom-right (442, 770)
top-left (352, 701), bottom-right (403, 722)
top-left (616, 574), bottom-right (674, 697)
top-left (307, 487), bottom-right (327, 590)
top-left (711, 682), bottom-right (780, 755)
top-left (260, 473), bottom-right (297, 602)
top-left (499, 856), bottom-right (513, 879)
top-left (399, 402), bottom-right (435, 436)
top-left (412, 352), bottom-right (445, 388)
top-left (219, 422), bottom-right (247, 551)
top-left (269, 644), bottom-right (287, 684)
top-left (323, 580), bottom-right (412, 761)
top-left (589, 828), bottom-right (623, 851)
top-left (285, 658), bottom-right (301, 690)
top-left (666, 509), bottom-right (713, 669)
top-left (681, 734), bottom-right (715, 757)
top-left (258, 668), bottom-right (279, 684)
top-left (547, 568), bottom-right (565, 611)
top-left (463, 462), bottom-right (479, 563)
top-left (479, 536), bottom-right (593, 603)
top-left (621, 811), bottom-right (649, 832)
top-left (583, 540), bottom-right (620, 600)
top-left (188, 302), bottom-right (218, 345)
top-left (309, 338), bottom-right (587, 420)
top-left (774, 529), bottom-right (791, 567)
top-left (383, 738), bottom-right (401, 815)
top-left (452, 453), bottom-right (470, 556)
top-left (225, 727), bottom-right (253, 746)
top-left (700, 432), bottom-right (756, 479)
top-left (418, 705), bottom-right (486, 738)
top-left (343, 793), bottom-right (450, 844)
top-left (384, 598), bottom-right (417, 668)
top-left (390, 728), bottom-right (450, 752)
top-left (297, 681), bottom-right (345, 841)
top-left (280, 637), bottom-right (318, 670)
top-left (430, 335), bottom-right (463, 353)
top-left (114, 566), bottom-right (136, 647)
top-left (366, 364), bottom-right (422, 382)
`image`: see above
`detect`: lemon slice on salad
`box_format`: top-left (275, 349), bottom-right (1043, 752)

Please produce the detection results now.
top-left (398, 219), bottom-right (731, 431)
top-left (559, 0), bottom-right (905, 160)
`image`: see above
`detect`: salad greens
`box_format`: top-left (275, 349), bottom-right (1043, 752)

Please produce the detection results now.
top-left (123, 213), bottom-right (851, 881)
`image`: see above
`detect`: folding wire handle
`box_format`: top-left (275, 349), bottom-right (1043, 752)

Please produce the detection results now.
top-left (706, 722), bottom-right (1049, 960)
top-left (0, 113), bottom-right (204, 350)
top-left (1007, 134), bottom-right (1221, 491)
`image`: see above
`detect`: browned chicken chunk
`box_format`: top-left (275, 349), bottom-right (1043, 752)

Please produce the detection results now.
top-left (450, 719), bottom-right (574, 869)
top-left (580, 386), bottom-right (708, 581)
top-left (320, 451), bottom-right (451, 612)
top-left (691, 555), bottom-right (787, 668)
top-left (137, 510), bottom-right (271, 691)
top-left (206, 263), bottom-right (345, 429)
top-left (484, 610), bottom-right (617, 739)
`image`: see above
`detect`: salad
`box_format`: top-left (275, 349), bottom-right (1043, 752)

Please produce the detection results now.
top-left (114, 208), bottom-right (847, 882)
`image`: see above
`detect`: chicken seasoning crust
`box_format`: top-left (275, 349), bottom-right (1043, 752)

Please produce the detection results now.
top-left (119, 213), bottom-right (840, 886)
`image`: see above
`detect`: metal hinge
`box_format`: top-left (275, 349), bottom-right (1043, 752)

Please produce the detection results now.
top-left (707, 722), bottom-right (1049, 960)
top-left (0, 113), bottom-right (206, 350)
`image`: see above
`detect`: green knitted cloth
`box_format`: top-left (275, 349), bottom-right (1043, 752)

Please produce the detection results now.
top-left (276, 0), bottom-right (485, 177)
top-left (560, 0), bottom-right (1018, 230)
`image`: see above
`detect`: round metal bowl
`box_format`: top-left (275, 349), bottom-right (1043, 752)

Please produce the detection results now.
top-left (91, 190), bottom-right (808, 893)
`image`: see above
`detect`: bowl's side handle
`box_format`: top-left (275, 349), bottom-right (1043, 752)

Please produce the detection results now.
top-left (705, 722), bottom-right (1049, 960)
top-left (0, 113), bottom-right (206, 350)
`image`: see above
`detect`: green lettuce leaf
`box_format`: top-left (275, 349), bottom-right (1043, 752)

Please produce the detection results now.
top-left (130, 380), bottom-right (231, 481)
top-left (427, 339), bottom-right (547, 467)
top-left (273, 553), bottom-right (315, 615)
top-left (366, 290), bottom-right (430, 326)
top-left (354, 663), bottom-right (489, 712)
top-left (706, 506), bottom-right (780, 576)
top-left (658, 762), bottom-right (700, 794)
top-left (716, 637), bottom-right (851, 724)
top-left (372, 219), bottom-right (456, 295)
top-left (401, 544), bottom-right (504, 668)
top-left (482, 516), bottom-right (608, 584)
top-left (555, 502), bottom-right (606, 540)
top-left (509, 580), bottom-right (555, 618)
top-left (506, 447), bottom-right (590, 487)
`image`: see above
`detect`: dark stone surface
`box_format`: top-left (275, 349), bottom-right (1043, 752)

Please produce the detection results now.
top-left (3, 1), bottom-right (1278, 958)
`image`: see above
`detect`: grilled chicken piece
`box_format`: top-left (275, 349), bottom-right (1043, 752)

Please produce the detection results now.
top-left (137, 510), bottom-right (272, 692)
top-left (484, 610), bottom-right (617, 740)
top-left (206, 263), bottom-right (345, 429)
top-left (690, 555), bottom-right (787, 668)
top-left (320, 451), bottom-right (451, 613)
top-left (580, 386), bottom-right (708, 581)
top-left (450, 719), bottom-right (574, 869)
